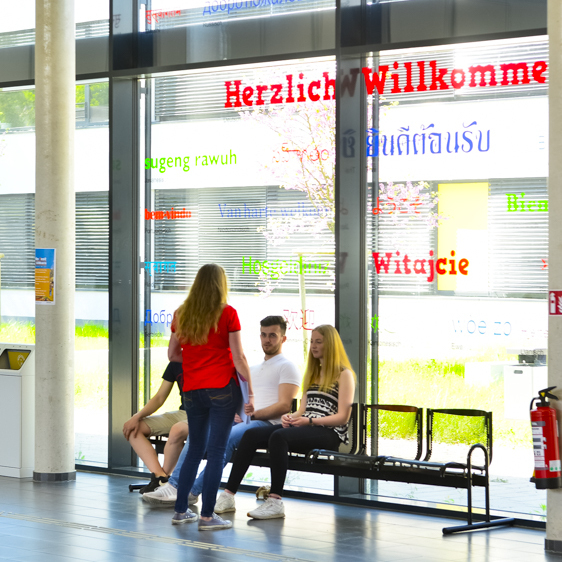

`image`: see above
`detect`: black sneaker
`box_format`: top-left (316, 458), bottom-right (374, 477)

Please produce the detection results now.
top-left (139, 473), bottom-right (168, 495)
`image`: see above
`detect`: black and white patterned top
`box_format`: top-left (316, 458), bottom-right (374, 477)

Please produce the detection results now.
top-left (303, 382), bottom-right (349, 444)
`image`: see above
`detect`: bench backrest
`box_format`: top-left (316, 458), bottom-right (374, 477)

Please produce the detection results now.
top-left (425, 408), bottom-right (492, 464)
top-left (290, 398), bottom-right (298, 413)
top-left (338, 403), bottom-right (361, 455)
top-left (363, 405), bottom-right (423, 460)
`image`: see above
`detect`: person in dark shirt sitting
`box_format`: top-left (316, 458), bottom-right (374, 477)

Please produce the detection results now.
top-left (122, 361), bottom-right (188, 494)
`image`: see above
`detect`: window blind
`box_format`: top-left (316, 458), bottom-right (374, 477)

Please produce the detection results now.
top-left (0, 192), bottom-right (108, 290)
top-left (152, 185), bottom-right (334, 294)
top-left (488, 178), bottom-right (548, 297)
top-left (370, 185), bottom-right (436, 295)
top-left (0, 193), bottom-right (35, 288)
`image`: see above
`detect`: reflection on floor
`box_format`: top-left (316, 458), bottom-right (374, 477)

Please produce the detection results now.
top-left (370, 477), bottom-right (546, 520)
top-left (0, 472), bottom-right (557, 562)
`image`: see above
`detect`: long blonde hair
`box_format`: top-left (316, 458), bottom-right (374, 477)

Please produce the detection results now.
top-left (174, 264), bottom-right (228, 345)
top-left (302, 324), bottom-right (355, 393)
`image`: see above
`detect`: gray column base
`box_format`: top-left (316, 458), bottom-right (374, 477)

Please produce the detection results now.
top-left (545, 539), bottom-right (562, 554)
top-left (33, 471), bottom-right (76, 483)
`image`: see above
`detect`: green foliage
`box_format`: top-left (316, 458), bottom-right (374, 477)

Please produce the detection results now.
top-left (0, 321), bottom-right (536, 451)
top-left (532, 503), bottom-right (547, 521)
top-left (75, 323), bottom-right (108, 338)
top-left (431, 413), bottom-right (486, 446)
top-left (140, 331), bottom-right (169, 348)
top-left (75, 83), bottom-right (109, 107)
top-left (0, 82), bottom-right (108, 129)
top-left (0, 90), bottom-right (35, 127)
top-left (0, 320), bottom-right (35, 343)
top-left (0, 321), bottom-right (168, 349)
top-left (373, 354), bottom-right (533, 449)
top-left (368, 409), bottom-right (419, 441)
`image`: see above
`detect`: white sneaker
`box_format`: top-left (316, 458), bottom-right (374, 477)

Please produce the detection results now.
top-left (142, 482), bottom-right (177, 505)
top-left (247, 497), bottom-right (285, 520)
top-left (188, 493), bottom-right (200, 506)
top-left (214, 491), bottom-right (236, 514)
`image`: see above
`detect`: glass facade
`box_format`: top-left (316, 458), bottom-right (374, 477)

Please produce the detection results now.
top-left (0, 81), bottom-right (110, 465)
top-left (364, 37), bottom-right (548, 517)
top-left (141, 58), bottom-right (336, 491)
top-left (0, 2), bottom-right (109, 48)
top-left (0, 0), bottom-right (549, 521)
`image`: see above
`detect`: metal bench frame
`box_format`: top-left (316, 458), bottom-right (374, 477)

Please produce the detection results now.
top-left (128, 403), bottom-right (516, 535)
top-left (302, 407), bottom-right (515, 534)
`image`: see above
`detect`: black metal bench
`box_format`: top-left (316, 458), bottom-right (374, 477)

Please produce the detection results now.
top-left (299, 406), bottom-right (515, 535)
top-left (129, 402), bottom-right (515, 536)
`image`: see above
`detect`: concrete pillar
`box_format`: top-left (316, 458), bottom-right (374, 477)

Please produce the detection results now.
top-left (547, 0), bottom-right (562, 551)
top-left (34, 0), bottom-right (76, 482)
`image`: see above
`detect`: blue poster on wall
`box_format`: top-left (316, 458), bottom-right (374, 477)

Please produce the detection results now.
top-left (35, 248), bottom-right (56, 305)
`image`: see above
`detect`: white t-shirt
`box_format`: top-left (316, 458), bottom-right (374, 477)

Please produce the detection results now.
top-left (251, 354), bottom-right (302, 424)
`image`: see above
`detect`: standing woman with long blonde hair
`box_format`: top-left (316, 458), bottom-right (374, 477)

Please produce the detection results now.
top-left (168, 264), bottom-right (254, 530)
top-left (215, 324), bottom-right (355, 520)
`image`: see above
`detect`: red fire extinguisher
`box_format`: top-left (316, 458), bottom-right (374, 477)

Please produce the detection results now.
top-left (530, 386), bottom-right (562, 489)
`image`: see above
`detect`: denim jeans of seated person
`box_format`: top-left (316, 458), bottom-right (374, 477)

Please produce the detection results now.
top-left (174, 378), bottom-right (241, 517)
top-left (169, 419), bottom-right (272, 496)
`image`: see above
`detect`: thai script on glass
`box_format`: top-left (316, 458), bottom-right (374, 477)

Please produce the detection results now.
top-left (366, 121), bottom-right (489, 158)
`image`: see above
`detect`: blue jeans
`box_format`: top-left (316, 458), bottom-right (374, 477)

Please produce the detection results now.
top-left (174, 378), bottom-right (242, 517)
top-left (170, 419), bottom-right (272, 494)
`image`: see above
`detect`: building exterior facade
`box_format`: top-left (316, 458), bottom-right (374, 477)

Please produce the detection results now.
top-left (0, 0), bottom-right (554, 528)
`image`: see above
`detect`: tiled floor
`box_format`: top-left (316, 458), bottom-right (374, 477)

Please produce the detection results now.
top-left (0, 472), bottom-right (558, 562)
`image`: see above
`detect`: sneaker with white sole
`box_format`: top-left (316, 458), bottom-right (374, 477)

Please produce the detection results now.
top-left (198, 513), bottom-right (232, 531)
top-left (247, 497), bottom-right (285, 520)
top-left (214, 491), bottom-right (236, 514)
top-left (142, 482), bottom-right (177, 505)
top-left (171, 510), bottom-right (198, 525)
top-left (188, 493), bottom-right (200, 506)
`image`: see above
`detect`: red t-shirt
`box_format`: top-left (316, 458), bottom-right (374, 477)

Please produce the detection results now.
top-left (171, 304), bottom-right (241, 392)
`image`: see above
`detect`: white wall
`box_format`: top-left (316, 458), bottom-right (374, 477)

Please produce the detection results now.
top-left (1, 289), bottom-right (108, 322)
top-left (0, 127), bottom-right (109, 195)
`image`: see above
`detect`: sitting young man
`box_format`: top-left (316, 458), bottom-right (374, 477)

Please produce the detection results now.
top-left (142, 315), bottom-right (301, 505)
top-left (122, 361), bottom-right (188, 494)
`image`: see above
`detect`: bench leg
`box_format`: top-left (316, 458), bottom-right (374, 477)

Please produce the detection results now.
top-left (442, 517), bottom-right (516, 535)
top-left (442, 444), bottom-right (515, 534)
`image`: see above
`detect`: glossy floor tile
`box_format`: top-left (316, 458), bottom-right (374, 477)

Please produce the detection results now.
top-left (0, 472), bottom-right (557, 562)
